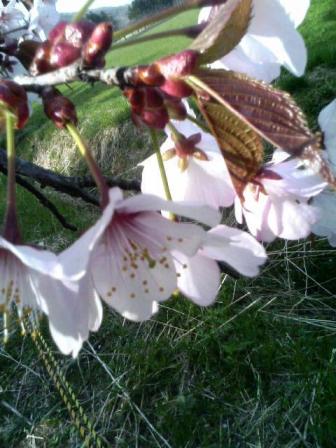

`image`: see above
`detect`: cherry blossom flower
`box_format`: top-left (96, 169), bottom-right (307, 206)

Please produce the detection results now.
top-left (199, 0), bottom-right (310, 82)
top-left (173, 225), bottom-right (267, 305)
top-left (61, 188), bottom-right (220, 322)
top-left (0, 0), bottom-right (26, 33)
top-left (312, 100), bottom-right (336, 246)
top-left (0, 237), bottom-right (102, 357)
top-left (28, 0), bottom-right (59, 40)
top-left (140, 119), bottom-right (236, 209)
top-left (235, 151), bottom-right (326, 242)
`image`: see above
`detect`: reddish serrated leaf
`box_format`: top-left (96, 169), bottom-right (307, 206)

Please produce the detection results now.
top-left (197, 97), bottom-right (264, 195)
top-left (190, 69), bottom-right (336, 186)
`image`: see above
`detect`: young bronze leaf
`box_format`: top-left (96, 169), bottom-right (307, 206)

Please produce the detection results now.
top-left (190, 69), bottom-right (336, 186)
top-left (190, 0), bottom-right (252, 65)
top-left (197, 97), bottom-right (264, 195)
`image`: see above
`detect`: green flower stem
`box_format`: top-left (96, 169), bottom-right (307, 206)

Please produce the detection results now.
top-left (150, 128), bottom-right (173, 202)
top-left (5, 112), bottom-right (16, 212)
top-left (186, 113), bottom-right (210, 133)
top-left (72, 0), bottom-right (95, 22)
top-left (114, 2), bottom-right (191, 41)
top-left (167, 121), bottom-right (182, 140)
top-left (66, 123), bottom-right (109, 208)
top-left (4, 111), bottom-right (20, 242)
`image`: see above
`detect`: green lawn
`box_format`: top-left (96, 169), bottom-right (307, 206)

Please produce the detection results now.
top-left (1, 1), bottom-right (336, 447)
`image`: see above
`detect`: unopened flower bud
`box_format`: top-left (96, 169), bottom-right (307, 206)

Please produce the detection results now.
top-left (156, 50), bottom-right (199, 78)
top-left (165, 98), bottom-right (187, 120)
top-left (48, 21), bottom-right (67, 44)
top-left (42, 89), bottom-right (77, 128)
top-left (131, 64), bottom-right (165, 87)
top-left (64, 21), bottom-right (96, 48)
top-left (50, 42), bottom-right (81, 68)
top-left (143, 88), bottom-right (164, 109)
top-left (30, 41), bottom-right (53, 75)
top-left (155, 50), bottom-right (199, 98)
top-left (82, 22), bottom-right (113, 68)
top-left (141, 107), bottom-right (169, 129)
top-left (0, 80), bottom-right (29, 129)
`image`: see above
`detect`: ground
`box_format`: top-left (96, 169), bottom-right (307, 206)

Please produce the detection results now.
top-left (1, 0), bottom-right (336, 446)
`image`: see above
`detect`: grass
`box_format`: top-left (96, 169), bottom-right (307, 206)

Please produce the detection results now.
top-left (1, 0), bottom-right (336, 446)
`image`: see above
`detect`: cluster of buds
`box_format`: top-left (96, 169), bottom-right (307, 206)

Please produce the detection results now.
top-left (124, 87), bottom-right (188, 129)
top-left (0, 80), bottom-right (29, 129)
top-left (31, 20), bottom-right (113, 75)
top-left (42, 87), bottom-right (77, 128)
top-left (124, 50), bottom-right (199, 129)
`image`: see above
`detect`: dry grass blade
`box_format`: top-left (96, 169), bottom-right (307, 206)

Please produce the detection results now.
top-left (190, 0), bottom-right (252, 64)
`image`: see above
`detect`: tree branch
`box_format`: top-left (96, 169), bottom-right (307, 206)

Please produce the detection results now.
top-left (13, 62), bottom-right (135, 90)
top-left (15, 175), bottom-right (78, 231)
top-left (0, 161), bottom-right (78, 231)
top-left (0, 149), bottom-right (140, 207)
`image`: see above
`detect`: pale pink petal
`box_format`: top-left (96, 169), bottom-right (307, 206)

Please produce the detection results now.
top-left (212, 49), bottom-right (281, 82)
top-left (91, 239), bottom-right (166, 320)
top-left (268, 199), bottom-right (319, 240)
top-left (141, 153), bottom-right (235, 209)
top-left (278, 0), bottom-right (310, 27)
top-left (118, 193), bottom-right (220, 228)
top-left (130, 212), bottom-right (206, 256)
top-left (0, 237), bottom-right (62, 278)
top-left (265, 160), bottom-right (327, 199)
top-left (30, 273), bottom-right (100, 357)
top-left (59, 193), bottom-right (116, 280)
top-left (312, 190), bottom-right (336, 247)
top-left (173, 250), bottom-right (220, 306)
top-left (318, 99), bottom-right (336, 169)
top-left (201, 225), bottom-right (267, 277)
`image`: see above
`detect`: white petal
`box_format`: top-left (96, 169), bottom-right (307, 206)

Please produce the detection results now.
top-left (245, 0), bottom-right (307, 76)
top-left (0, 238), bottom-right (62, 278)
top-left (318, 99), bottom-right (336, 170)
top-left (312, 190), bottom-right (336, 247)
top-left (117, 193), bottom-right (220, 228)
top-left (141, 152), bottom-right (235, 209)
top-left (130, 212), bottom-right (206, 256)
top-left (59, 192), bottom-right (116, 280)
top-left (212, 48), bottom-right (281, 82)
top-left (201, 225), bottom-right (267, 277)
top-left (216, 0), bottom-right (308, 79)
top-left (278, 0), bottom-right (310, 27)
top-left (173, 250), bottom-right (220, 306)
top-left (30, 273), bottom-right (99, 357)
top-left (268, 199), bottom-right (319, 240)
top-left (91, 239), bottom-right (166, 321)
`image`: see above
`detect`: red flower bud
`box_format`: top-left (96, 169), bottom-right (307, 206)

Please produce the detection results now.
top-left (160, 79), bottom-right (193, 98)
top-left (156, 50), bottom-right (199, 79)
top-left (30, 41), bottom-right (53, 75)
top-left (16, 102), bottom-right (29, 129)
top-left (50, 42), bottom-right (81, 68)
top-left (64, 21), bottom-right (96, 48)
top-left (165, 98), bottom-right (187, 120)
top-left (42, 88), bottom-right (77, 128)
top-left (131, 64), bottom-right (164, 87)
top-left (141, 107), bottom-right (169, 129)
top-left (82, 22), bottom-right (113, 68)
top-left (143, 88), bottom-right (164, 109)
top-left (153, 50), bottom-right (198, 99)
top-left (0, 80), bottom-right (29, 129)
top-left (48, 21), bottom-right (67, 45)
